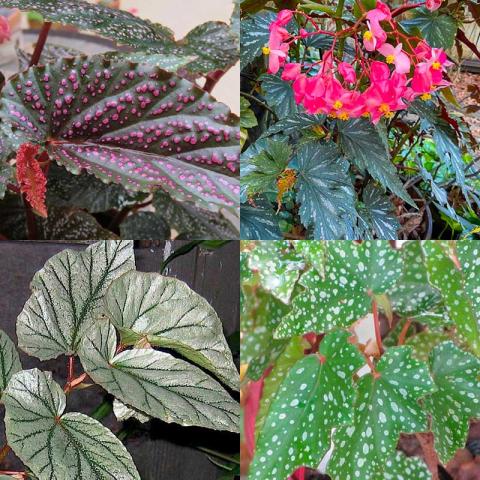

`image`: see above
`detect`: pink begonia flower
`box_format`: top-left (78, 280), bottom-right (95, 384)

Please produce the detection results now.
top-left (275, 9), bottom-right (293, 26)
top-left (299, 28), bottom-right (309, 38)
top-left (377, 43), bottom-right (411, 74)
top-left (426, 0), bottom-right (442, 11)
top-left (363, 20), bottom-right (387, 52)
top-left (292, 74), bottom-right (307, 103)
top-left (0, 16), bottom-right (11, 45)
top-left (338, 62), bottom-right (356, 84)
top-left (266, 23), bottom-right (290, 74)
top-left (281, 63), bottom-right (301, 81)
top-left (367, 1), bottom-right (392, 22)
top-left (369, 60), bottom-right (391, 82)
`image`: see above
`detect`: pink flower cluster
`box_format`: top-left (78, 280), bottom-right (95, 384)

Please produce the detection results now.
top-left (0, 16), bottom-right (11, 45)
top-left (265, 2), bottom-right (451, 124)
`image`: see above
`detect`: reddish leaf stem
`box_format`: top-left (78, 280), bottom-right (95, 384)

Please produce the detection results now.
top-left (0, 471), bottom-right (27, 479)
top-left (29, 21), bottom-right (52, 67)
top-left (67, 355), bottom-right (74, 384)
top-left (204, 70), bottom-right (226, 93)
top-left (372, 299), bottom-right (384, 355)
top-left (0, 444), bottom-right (10, 463)
top-left (397, 319), bottom-right (412, 346)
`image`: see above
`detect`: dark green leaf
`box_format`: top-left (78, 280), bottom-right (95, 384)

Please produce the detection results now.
top-left (260, 113), bottom-right (325, 138)
top-left (261, 74), bottom-right (298, 118)
top-left (295, 142), bottom-right (355, 240)
top-left (384, 452), bottom-right (430, 480)
top-left (241, 11), bottom-right (276, 69)
top-left (119, 211), bottom-right (170, 239)
top-left (240, 97), bottom-right (258, 129)
top-left (338, 119), bottom-right (414, 206)
top-left (16, 43), bottom-right (82, 71)
top-left (240, 200), bottom-right (281, 240)
top-left (1, 56), bottom-right (239, 212)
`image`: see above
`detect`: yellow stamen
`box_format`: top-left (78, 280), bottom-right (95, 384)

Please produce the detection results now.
top-left (363, 31), bottom-right (373, 41)
top-left (386, 55), bottom-right (395, 64)
top-left (420, 93), bottom-right (432, 101)
top-left (338, 112), bottom-right (350, 121)
top-left (432, 61), bottom-right (441, 70)
top-left (362, 112), bottom-right (370, 118)
top-left (328, 112), bottom-right (337, 119)
top-left (333, 100), bottom-right (343, 110)
top-left (312, 125), bottom-right (326, 137)
top-left (379, 103), bottom-right (393, 118)
top-left (262, 46), bottom-right (270, 55)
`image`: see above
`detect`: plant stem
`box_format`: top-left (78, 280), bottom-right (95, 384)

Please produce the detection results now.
top-left (240, 91), bottom-right (278, 119)
top-left (372, 299), bottom-right (384, 355)
top-left (90, 398), bottom-right (113, 421)
top-left (196, 446), bottom-right (240, 465)
top-left (0, 471), bottom-right (27, 479)
top-left (204, 70), bottom-right (226, 94)
top-left (397, 319), bottom-right (412, 346)
top-left (0, 444), bottom-right (10, 463)
top-left (335, 0), bottom-right (346, 59)
top-left (30, 21), bottom-right (52, 67)
top-left (23, 196), bottom-right (38, 240)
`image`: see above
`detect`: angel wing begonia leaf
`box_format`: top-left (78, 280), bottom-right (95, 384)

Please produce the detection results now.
top-left (424, 341), bottom-right (480, 463)
top-left (79, 320), bottom-right (240, 432)
top-left (0, 56), bottom-right (239, 212)
top-left (275, 241), bottom-right (403, 338)
top-left (327, 347), bottom-right (435, 480)
top-left (17, 240), bottom-right (135, 360)
top-left (249, 330), bottom-right (364, 480)
top-left (384, 452), bottom-right (430, 480)
top-left (103, 271), bottom-right (239, 390)
top-left (3, 368), bottom-right (140, 480)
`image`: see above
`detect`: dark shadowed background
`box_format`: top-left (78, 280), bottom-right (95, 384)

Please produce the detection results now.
top-left (0, 240), bottom-right (240, 480)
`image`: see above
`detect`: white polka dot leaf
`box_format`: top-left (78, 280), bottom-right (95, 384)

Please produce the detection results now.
top-left (423, 341), bottom-right (480, 464)
top-left (3, 368), bottom-right (141, 480)
top-left (242, 240), bottom-right (480, 480)
top-left (327, 347), bottom-right (435, 480)
top-left (0, 56), bottom-right (239, 213)
top-left (275, 241), bottom-right (403, 338)
top-left (248, 330), bottom-right (364, 480)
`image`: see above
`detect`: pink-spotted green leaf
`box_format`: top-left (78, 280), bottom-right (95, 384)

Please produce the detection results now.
top-left (275, 241), bottom-right (402, 338)
top-left (421, 241), bottom-right (480, 355)
top-left (0, 56), bottom-right (239, 212)
top-left (255, 336), bottom-right (305, 436)
top-left (0, 0), bottom-right (176, 51)
top-left (248, 241), bottom-right (304, 304)
top-left (0, 329), bottom-right (22, 396)
top-left (384, 452), bottom-right (430, 480)
top-left (327, 347), bottom-right (435, 480)
top-left (17, 240), bottom-right (135, 360)
top-left (423, 341), bottom-right (480, 464)
top-left (103, 271), bottom-right (239, 390)
top-left (79, 320), bottom-right (240, 432)
top-left (3, 368), bottom-right (140, 480)
top-left (249, 330), bottom-right (364, 480)
top-left (388, 241), bottom-right (441, 317)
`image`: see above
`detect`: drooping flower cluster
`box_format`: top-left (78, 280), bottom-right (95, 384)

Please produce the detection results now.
top-left (0, 16), bottom-right (11, 45)
top-left (264, 2), bottom-right (451, 124)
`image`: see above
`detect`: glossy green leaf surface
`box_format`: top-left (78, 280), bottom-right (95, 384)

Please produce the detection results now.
top-left (240, 11), bottom-right (276, 69)
top-left (424, 342), bottom-right (480, 463)
top-left (0, 329), bottom-right (21, 395)
top-left (328, 347), bottom-right (435, 480)
top-left (104, 271), bottom-right (239, 390)
top-left (240, 201), bottom-right (281, 240)
top-left (80, 320), bottom-right (240, 432)
top-left (249, 330), bottom-right (363, 480)
top-left (0, 56), bottom-right (239, 212)
top-left (276, 241), bottom-right (402, 338)
top-left (3, 368), bottom-right (140, 480)
top-left (17, 240), bottom-right (135, 360)
top-left (384, 452), bottom-right (430, 480)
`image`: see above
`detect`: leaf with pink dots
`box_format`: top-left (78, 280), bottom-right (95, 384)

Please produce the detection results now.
top-left (0, 56), bottom-right (239, 213)
top-left (248, 330), bottom-right (364, 480)
top-left (327, 347), bottom-right (435, 480)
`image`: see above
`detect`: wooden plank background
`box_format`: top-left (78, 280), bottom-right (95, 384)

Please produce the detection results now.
top-left (0, 240), bottom-right (240, 480)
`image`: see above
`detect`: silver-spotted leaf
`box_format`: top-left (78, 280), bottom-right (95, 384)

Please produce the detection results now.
top-left (3, 368), bottom-right (140, 480)
top-left (249, 330), bottom-right (364, 480)
top-left (104, 271), bottom-right (239, 390)
top-left (0, 329), bottom-right (21, 395)
top-left (328, 347), bottom-right (435, 480)
top-left (424, 341), bottom-right (480, 463)
top-left (384, 452), bottom-right (430, 480)
top-left (79, 320), bottom-right (239, 432)
top-left (276, 241), bottom-right (403, 338)
top-left (422, 241), bottom-right (480, 355)
top-left (0, 56), bottom-right (239, 212)
top-left (17, 240), bottom-right (135, 360)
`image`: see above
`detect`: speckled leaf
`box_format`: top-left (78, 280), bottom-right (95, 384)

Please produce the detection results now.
top-left (276, 241), bottom-right (402, 338)
top-left (388, 241), bottom-right (440, 317)
top-left (292, 240), bottom-right (326, 277)
top-left (249, 330), bottom-right (364, 480)
top-left (261, 74), bottom-right (298, 118)
top-left (79, 320), bottom-right (239, 432)
top-left (328, 347), bottom-right (435, 480)
top-left (119, 212), bottom-right (170, 239)
top-left (0, 56), bottom-right (239, 212)
top-left (104, 271), bottom-right (239, 390)
top-left (3, 369), bottom-right (140, 480)
top-left (240, 11), bottom-right (276, 69)
top-left (406, 331), bottom-right (451, 362)
top-left (421, 241), bottom-right (480, 355)
top-left (248, 241), bottom-right (303, 304)
top-left (255, 337), bottom-right (305, 435)
top-left (0, 329), bottom-right (21, 395)
top-left (1, 0), bottom-right (175, 51)
top-left (240, 201), bottom-right (281, 240)
top-left (424, 342), bottom-right (480, 463)
top-left (113, 399), bottom-right (150, 424)
top-left (17, 240), bottom-right (135, 360)
top-left (384, 452), bottom-right (430, 480)
top-left (0, 162), bottom-right (12, 200)
top-left (295, 142), bottom-right (355, 240)
top-left (102, 51), bottom-right (195, 72)
top-left (16, 44), bottom-right (82, 71)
